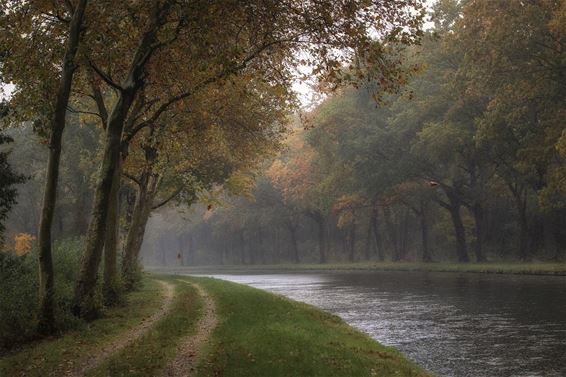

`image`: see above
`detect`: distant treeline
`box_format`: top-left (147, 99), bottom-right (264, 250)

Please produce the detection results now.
top-left (142, 0), bottom-right (566, 266)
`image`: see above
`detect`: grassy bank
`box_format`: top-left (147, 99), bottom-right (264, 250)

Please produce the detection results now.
top-left (152, 261), bottom-right (566, 276)
top-left (0, 278), bottom-right (164, 377)
top-left (192, 276), bottom-right (428, 377)
top-left (1, 275), bottom-right (428, 376)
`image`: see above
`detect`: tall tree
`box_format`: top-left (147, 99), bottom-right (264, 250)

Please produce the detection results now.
top-left (1, 0), bottom-right (89, 331)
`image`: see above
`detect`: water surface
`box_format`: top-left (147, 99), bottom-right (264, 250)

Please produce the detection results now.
top-left (186, 271), bottom-right (566, 377)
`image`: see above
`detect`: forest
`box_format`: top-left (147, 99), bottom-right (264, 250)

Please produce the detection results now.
top-left (0, 0), bottom-right (565, 369)
top-left (141, 0), bottom-right (566, 267)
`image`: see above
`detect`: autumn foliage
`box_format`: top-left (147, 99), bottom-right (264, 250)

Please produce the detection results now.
top-left (14, 233), bottom-right (35, 256)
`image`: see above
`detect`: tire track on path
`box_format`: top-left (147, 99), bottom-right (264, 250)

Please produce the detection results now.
top-left (68, 279), bottom-right (175, 377)
top-left (162, 281), bottom-right (218, 377)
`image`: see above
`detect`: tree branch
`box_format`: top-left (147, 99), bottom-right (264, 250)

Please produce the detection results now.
top-left (122, 172), bottom-right (142, 187)
top-left (151, 187), bottom-right (183, 210)
top-left (88, 59), bottom-right (123, 91)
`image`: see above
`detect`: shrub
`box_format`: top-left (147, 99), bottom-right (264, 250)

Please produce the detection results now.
top-left (0, 238), bottom-right (84, 350)
top-left (0, 251), bottom-right (38, 348)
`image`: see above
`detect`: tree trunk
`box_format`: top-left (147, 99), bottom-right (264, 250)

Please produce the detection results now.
top-left (273, 227), bottom-right (281, 263)
top-left (542, 212), bottom-right (562, 261)
top-left (74, 96), bottom-right (132, 317)
top-left (448, 202), bottom-right (469, 263)
top-left (121, 183), bottom-right (152, 290)
top-left (286, 221), bottom-right (300, 263)
top-left (364, 215), bottom-right (373, 261)
top-left (257, 226), bottom-right (265, 264)
top-left (399, 209), bottom-right (410, 260)
top-left (37, 0), bottom-right (88, 333)
top-left (472, 203), bottom-right (486, 262)
top-left (315, 214), bottom-right (327, 263)
top-left (371, 206), bottom-right (385, 261)
top-left (517, 197), bottom-right (529, 261)
top-left (420, 201), bottom-right (432, 262)
top-left (383, 206), bottom-right (399, 261)
top-left (239, 231), bottom-right (246, 264)
top-left (348, 221), bottom-right (356, 262)
top-left (103, 159), bottom-right (121, 305)
top-left (248, 230), bottom-right (256, 265)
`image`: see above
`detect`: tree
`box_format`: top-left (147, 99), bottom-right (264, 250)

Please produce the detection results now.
top-left (0, 133), bottom-right (26, 247)
top-left (458, 0), bottom-right (566, 260)
top-left (1, 0), bottom-right (89, 331)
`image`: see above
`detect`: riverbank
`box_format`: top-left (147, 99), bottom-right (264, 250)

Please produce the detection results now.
top-left (193, 276), bottom-right (428, 377)
top-left (0, 275), bottom-right (428, 376)
top-left (150, 261), bottom-right (566, 276)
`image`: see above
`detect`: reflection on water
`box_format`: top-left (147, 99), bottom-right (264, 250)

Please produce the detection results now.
top-left (189, 271), bottom-right (566, 377)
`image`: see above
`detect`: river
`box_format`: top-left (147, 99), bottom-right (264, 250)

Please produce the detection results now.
top-left (185, 270), bottom-right (566, 377)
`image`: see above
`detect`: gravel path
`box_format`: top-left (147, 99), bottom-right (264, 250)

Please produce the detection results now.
top-left (68, 280), bottom-right (175, 377)
top-left (161, 281), bottom-right (218, 377)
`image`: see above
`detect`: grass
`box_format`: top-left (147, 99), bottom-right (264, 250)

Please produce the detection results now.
top-left (87, 276), bottom-right (203, 377)
top-left (191, 276), bottom-right (429, 377)
top-left (2, 274), bottom-right (430, 377)
top-left (0, 277), bottom-right (163, 377)
top-left (153, 261), bottom-right (566, 276)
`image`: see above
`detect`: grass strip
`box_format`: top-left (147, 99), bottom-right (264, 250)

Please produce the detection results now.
top-left (156, 261), bottom-right (566, 276)
top-left (0, 278), bottom-right (162, 377)
top-left (190, 276), bottom-right (429, 377)
top-left (87, 276), bottom-right (202, 377)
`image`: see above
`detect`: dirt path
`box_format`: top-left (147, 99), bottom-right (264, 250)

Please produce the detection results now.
top-left (161, 282), bottom-right (218, 377)
top-left (68, 280), bottom-right (175, 377)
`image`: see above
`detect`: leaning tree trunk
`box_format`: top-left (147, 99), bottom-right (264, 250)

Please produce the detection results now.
top-left (121, 182), bottom-right (153, 290)
top-left (103, 159), bottom-right (122, 305)
top-left (73, 90), bottom-right (137, 317)
top-left (37, 0), bottom-right (88, 333)
top-left (448, 201), bottom-right (469, 263)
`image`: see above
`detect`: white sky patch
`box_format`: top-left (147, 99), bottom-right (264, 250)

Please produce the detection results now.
top-left (0, 83), bottom-right (15, 101)
top-left (291, 0), bottom-right (437, 109)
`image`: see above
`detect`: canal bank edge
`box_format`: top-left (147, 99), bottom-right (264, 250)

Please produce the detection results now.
top-left (149, 261), bottom-right (566, 277)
